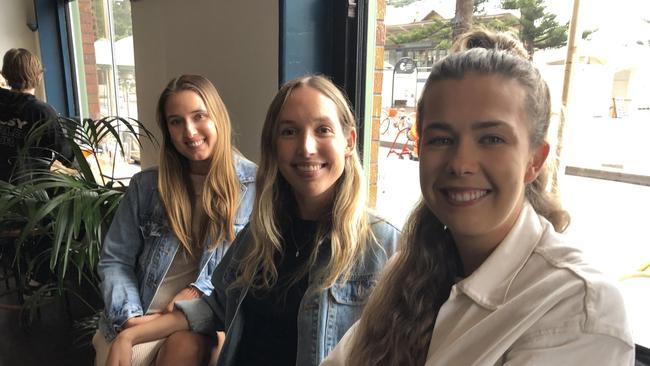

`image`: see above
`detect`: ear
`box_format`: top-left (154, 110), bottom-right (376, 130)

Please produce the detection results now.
top-left (344, 128), bottom-right (357, 157)
top-left (524, 142), bottom-right (550, 184)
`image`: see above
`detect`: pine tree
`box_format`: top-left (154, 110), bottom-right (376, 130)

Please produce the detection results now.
top-left (501, 0), bottom-right (568, 56)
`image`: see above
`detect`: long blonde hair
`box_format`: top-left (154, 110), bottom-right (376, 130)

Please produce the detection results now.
top-left (348, 29), bottom-right (570, 366)
top-left (156, 75), bottom-right (240, 255)
top-left (234, 75), bottom-right (370, 291)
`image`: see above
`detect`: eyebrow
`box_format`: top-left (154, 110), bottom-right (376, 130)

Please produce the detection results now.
top-left (422, 120), bottom-right (514, 132)
top-left (471, 120), bottom-right (512, 131)
top-left (277, 116), bottom-right (334, 125)
top-left (166, 109), bottom-right (206, 118)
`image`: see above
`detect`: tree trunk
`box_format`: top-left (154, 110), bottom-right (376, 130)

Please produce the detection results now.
top-left (453, 0), bottom-right (474, 41)
top-left (523, 36), bottom-right (535, 57)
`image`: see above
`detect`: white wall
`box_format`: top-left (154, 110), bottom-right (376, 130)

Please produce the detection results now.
top-left (131, 0), bottom-right (279, 168)
top-left (0, 0), bottom-right (45, 98)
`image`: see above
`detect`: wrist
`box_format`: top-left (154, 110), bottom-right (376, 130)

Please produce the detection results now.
top-left (187, 285), bottom-right (202, 297)
top-left (117, 327), bottom-right (135, 344)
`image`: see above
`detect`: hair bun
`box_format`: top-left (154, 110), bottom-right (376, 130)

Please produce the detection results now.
top-left (451, 28), bottom-right (529, 60)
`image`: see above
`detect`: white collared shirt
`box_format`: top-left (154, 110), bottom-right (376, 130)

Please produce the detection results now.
top-left (322, 203), bottom-right (635, 365)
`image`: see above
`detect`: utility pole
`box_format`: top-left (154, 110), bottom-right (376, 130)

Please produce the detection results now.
top-left (552, 0), bottom-right (581, 194)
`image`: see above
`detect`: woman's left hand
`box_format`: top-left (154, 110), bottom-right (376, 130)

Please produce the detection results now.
top-left (106, 334), bottom-right (134, 366)
top-left (164, 286), bottom-right (203, 313)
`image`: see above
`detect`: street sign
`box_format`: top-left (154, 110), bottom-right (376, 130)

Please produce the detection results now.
top-left (394, 57), bottom-right (416, 74)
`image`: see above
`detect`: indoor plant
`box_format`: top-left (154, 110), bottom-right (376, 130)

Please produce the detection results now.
top-left (0, 115), bottom-right (156, 321)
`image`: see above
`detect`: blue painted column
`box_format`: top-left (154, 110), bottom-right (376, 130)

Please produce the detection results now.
top-left (279, 0), bottom-right (334, 83)
top-left (279, 0), bottom-right (368, 156)
top-left (34, 0), bottom-right (76, 117)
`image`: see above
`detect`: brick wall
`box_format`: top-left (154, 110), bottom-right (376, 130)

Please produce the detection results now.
top-left (78, 0), bottom-right (100, 119)
top-left (368, 0), bottom-right (386, 207)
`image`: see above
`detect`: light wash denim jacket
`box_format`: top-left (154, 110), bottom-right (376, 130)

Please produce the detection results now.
top-left (97, 154), bottom-right (256, 341)
top-left (175, 213), bottom-right (400, 366)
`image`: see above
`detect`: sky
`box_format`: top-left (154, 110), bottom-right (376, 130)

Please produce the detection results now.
top-left (543, 0), bottom-right (650, 45)
top-left (386, 0), bottom-right (650, 46)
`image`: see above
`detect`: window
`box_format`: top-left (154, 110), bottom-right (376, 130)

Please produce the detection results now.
top-left (364, 0), bottom-right (649, 347)
top-left (67, 0), bottom-right (140, 183)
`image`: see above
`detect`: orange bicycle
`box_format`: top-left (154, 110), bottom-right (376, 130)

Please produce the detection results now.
top-left (380, 107), bottom-right (413, 135)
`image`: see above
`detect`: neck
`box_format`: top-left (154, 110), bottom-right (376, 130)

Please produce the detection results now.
top-left (188, 160), bottom-right (210, 175)
top-left (452, 200), bottom-right (525, 276)
top-left (294, 194), bottom-right (331, 221)
top-left (453, 235), bottom-right (499, 276)
top-left (12, 88), bottom-right (35, 95)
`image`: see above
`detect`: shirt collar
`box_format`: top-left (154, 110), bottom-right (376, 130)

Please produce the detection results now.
top-left (455, 201), bottom-right (545, 310)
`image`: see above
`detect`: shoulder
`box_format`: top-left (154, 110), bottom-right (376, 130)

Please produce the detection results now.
top-left (232, 153), bottom-right (257, 184)
top-left (366, 211), bottom-right (401, 238)
top-left (29, 99), bottom-right (57, 115)
top-left (129, 167), bottom-right (159, 187)
top-left (23, 98), bottom-right (58, 120)
top-left (123, 168), bottom-right (159, 201)
top-left (231, 223), bottom-right (254, 257)
top-left (219, 224), bottom-right (255, 281)
top-left (521, 230), bottom-right (633, 347)
top-left (364, 210), bottom-right (401, 255)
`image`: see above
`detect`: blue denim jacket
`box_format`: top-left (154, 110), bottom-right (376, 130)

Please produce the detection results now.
top-left (175, 213), bottom-right (400, 366)
top-left (97, 154), bottom-right (257, 341)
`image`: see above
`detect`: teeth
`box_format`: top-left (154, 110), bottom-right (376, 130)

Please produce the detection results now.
top-left (187, 139), bottom-right (204, 147)
top-left (296, 164), bottom-right (322, 172)
top-left (448, 190), bottom-right (487, 202)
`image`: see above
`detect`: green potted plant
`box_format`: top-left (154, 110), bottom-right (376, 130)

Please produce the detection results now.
top-left (0, 115), bottom-right (156, 321)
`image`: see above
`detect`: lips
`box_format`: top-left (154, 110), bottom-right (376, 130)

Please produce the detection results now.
top-left (441, 188), bottom-right (490, 204)
top-left (186, 139), bottom-right (205, 148)
top-left (293, 162), bottom-right (327, 177)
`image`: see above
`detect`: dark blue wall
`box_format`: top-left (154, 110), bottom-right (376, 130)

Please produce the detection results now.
top-left (34, 0), bottom-right (76, 117)
top-left (279, 0), bottom-right (334, 83)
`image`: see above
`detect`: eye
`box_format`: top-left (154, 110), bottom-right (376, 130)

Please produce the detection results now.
top-left (279, 126), bottom-right (297, 136)
top-left (316, 125), bottom-right (334, 135)
top-left (194, 112), bottom-right (208, 121)
top-left (425, 135), bottom-right (454, 146)
top-left (479, 135), bottom-right (505, 145)
top-left (167, 118), bottom-right (181, 126)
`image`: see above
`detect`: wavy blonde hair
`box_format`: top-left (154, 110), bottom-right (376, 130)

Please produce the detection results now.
top-left (156, 75), bottom-right (240, 256)
top-left (233, 75), bottom-right (370, 291)
top-left (348, 29), bottom-right (570, 366)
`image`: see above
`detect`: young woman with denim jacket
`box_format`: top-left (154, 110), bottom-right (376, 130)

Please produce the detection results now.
top-left (94, 75), bottom-right (257, 366)
top-left (104, 75), bottom-right (400, 366)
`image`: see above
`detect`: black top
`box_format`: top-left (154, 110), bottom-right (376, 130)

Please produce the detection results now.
top-left (0, 88), bottom-right (72, 182)
top-left (235, 216), bottom-right (319, 366)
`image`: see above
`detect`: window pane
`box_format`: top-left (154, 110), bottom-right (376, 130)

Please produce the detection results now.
top-left (366, 0), bottom-right (649, 347)
top-left (68, 0), bottom-right (140, 184)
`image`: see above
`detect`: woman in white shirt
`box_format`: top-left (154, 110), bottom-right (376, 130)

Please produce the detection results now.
top-left (322, 29), bottom-right (634, 366)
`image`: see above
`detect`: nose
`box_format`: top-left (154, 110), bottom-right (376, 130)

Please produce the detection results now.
top-left (446, 140), bottom-right (476, 177)
top-left (299, 131), bottom-right (317, 157)
top-left (183, 119), bottom-right (197, 138)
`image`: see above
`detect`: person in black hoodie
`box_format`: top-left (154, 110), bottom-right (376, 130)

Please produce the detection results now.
top-left (0, 48), bottom-right (72, 182)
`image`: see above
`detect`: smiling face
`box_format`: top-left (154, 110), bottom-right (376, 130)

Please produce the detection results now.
top-left (164, 90), bottom-right (218, 174)
top-left (418, 73), bottom-right (548, 250)
top-left (275, 86), bottom-right (356, 219)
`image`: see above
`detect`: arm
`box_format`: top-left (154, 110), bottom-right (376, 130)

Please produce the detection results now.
top-left (24, 102), bottom-right (73, 167)
top-left (98, 176), bottom-right (147, 336)
top-left (164, 286), bottom-right (203, 313)
top-left (190, 168), bottom-right (256, 296)
top-left (320, 322), bottom-right (359, 366)
top-left (106, 310), bottom-right (190, 366)
top-left (504, 331), bottom-right (634, 365)
top-left (175, 225), bottom-right (253, 336)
